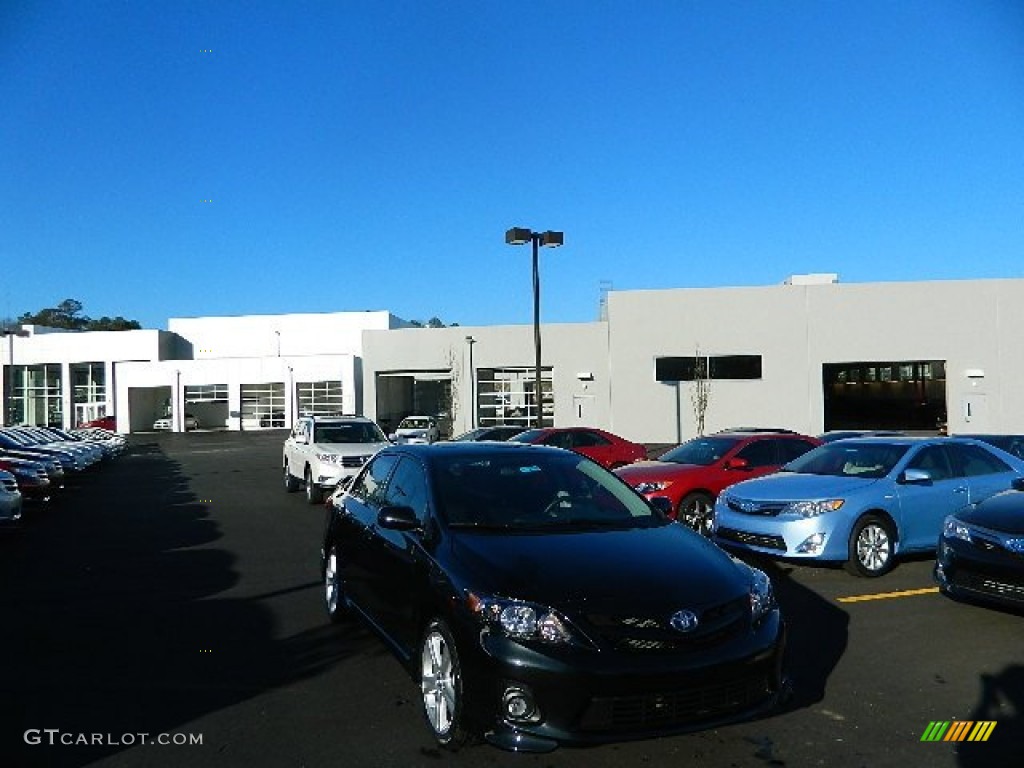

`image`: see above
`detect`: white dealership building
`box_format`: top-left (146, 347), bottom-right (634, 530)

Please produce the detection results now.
top-left (2, 275), bottom-right (1022, 442)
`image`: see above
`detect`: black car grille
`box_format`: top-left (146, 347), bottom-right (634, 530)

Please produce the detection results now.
top-left (340, 455), bottom-right (370, 468)
top-left (1, 477), bottom-right (17, 493)
top-left (726, 499), bottom-right (786, 516)
top-left (579, 674), bottom-right (773, 733)
top-left (970, 534), bottom-right (1024, 559)
top-left (952, 567), bottom-right (1024, 604)
top-left (586, 597), bottom-right (749, 653)
top-left (717, 527), bottom-right (787, 552)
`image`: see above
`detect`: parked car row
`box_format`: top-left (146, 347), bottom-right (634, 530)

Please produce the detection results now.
top-left (286, 421), bottom-right (1024, 753)
top-left (0, 425), bottom-right (126, 527)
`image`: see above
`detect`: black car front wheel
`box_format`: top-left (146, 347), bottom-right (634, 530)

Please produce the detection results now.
top-left (323, 545), bottom-right (350, 623)
top-left (420, 619), bottom-right (470, 750)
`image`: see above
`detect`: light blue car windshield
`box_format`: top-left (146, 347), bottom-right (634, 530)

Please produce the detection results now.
top-left (782, 442), bottom-right (910, 479)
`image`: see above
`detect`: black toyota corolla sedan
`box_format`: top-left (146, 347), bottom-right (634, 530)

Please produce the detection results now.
top-left (321, 441), bottom-right (786, 752)
top-left (935, 476), bottom-right (1024, 611)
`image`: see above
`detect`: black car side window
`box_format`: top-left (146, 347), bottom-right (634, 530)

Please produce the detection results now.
top-left (349, 454), bottom-right (399, 506)
top-left (384, 458), bottom-right (430, 524)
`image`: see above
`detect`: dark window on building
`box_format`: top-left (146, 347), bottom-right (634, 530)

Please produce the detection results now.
top-left (710, 355), bottom-right (762, 380)
top-left (655, 355), bottom-right (761, 382)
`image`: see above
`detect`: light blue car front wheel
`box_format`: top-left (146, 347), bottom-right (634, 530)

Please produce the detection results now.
top-left (845, 514), bottom-right (896, 577)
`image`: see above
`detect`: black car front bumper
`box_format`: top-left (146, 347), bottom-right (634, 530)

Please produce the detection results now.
top-left (457, 611), bottom-right (786, 752)
top-left (935, 535), bottom-right (1024, 609)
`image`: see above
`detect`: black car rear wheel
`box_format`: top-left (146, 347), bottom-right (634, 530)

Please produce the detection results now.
top-left (420, 619), bottom-right (470, 750)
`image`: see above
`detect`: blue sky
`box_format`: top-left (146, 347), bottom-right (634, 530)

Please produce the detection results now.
top-left (2, 1), bottom-right (1022, 329)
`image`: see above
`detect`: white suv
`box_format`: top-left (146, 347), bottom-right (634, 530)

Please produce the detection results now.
top-left (283, 416), bottom-right (391, 504)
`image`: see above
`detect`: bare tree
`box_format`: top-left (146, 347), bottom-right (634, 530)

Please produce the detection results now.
top-left (690, 347), bottom-right (711, 436)
top-left (444, 347), bottom-right (461, 438)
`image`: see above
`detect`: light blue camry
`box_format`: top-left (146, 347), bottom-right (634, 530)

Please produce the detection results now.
top-left (712, 437), bottom-right (1024, 577)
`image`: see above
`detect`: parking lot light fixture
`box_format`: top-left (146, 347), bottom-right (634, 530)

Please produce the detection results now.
top-left (505, 227), bottom-right (564, 428)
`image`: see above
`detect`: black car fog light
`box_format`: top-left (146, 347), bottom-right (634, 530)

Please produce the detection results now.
top-left (502, 686), bottom-right (538, 722)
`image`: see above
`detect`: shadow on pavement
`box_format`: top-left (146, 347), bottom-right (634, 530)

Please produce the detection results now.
top-left (958, 664), bottom-right (1024, 768)
top-left (0, 437), bottom-right (377, 767)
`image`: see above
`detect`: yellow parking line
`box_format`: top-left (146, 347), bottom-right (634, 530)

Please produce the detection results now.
top-left (837, 587), bottom-right (940, 603)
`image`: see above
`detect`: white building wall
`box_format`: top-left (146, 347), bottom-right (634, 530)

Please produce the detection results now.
top-left (607, 278), bottom-right (1024, 443)
top-left (362, 323), bottom-right (615, 438)
top-left (168, 311), bottom-right (409, 359)
top-left (115, 355), bottom-right (357, 432)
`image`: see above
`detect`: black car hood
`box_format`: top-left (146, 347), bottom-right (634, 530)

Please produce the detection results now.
top-left (963, 490), bottom-right (1024, 534)
top-left (447, 523), bottom-right (752, 613)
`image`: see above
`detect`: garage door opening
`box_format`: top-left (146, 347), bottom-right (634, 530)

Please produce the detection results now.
top-left (375, 371), bottom-right (452, 438)
top-left (822, 360), bottom-right (946, 432)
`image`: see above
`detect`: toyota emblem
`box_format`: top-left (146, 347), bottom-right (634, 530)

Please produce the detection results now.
top-left (669, 609), bottom-right (699, 633)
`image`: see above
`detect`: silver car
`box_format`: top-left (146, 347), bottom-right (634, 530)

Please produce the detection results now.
top-left (0, 470), bottom-right (24, 527)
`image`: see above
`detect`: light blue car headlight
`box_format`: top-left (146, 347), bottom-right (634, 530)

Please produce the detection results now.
top-left (943, 515), bottom-right (971, 542)
top-left (466, 592), bottom-right (582, 645)
top-left (784, 499), bottom-right (844, 518)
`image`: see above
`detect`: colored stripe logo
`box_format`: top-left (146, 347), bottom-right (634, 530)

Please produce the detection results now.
top-left (921, 721), bottom-right (997, 742)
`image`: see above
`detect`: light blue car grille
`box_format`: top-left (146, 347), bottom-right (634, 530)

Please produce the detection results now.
top-left (726, 498), bottom-right (786, 516)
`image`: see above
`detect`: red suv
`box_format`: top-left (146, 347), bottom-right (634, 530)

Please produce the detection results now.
top-left (614, 430), bottom-right (821, 536)
top-left (510, 427), bottom-right (647, 469)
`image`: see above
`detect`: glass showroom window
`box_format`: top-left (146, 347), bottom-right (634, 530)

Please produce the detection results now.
top-left (241, 382), bottom-right (285, 428)
top-left (71, 362), bottom-right (107, 424)
top-left (184, 383), bottom-right (229, 403)
top-left (10, 364), bottom-right (63, 426)
top-left (476, 367), bottom-right (553, 428)
top-left (296, 380), bottom-right (344, 417)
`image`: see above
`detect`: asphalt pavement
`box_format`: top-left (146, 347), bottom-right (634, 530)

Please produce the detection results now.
top-left (0, 431), bottom-right (1021, 768)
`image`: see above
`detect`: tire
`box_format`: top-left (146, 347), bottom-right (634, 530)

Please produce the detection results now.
top-left (845, 514), bottom-right (896, 577)
top-left (305, 466), bottom-right (323, 505)
top-left (323, 545), bottom-right (350, 623)
top-left (283, 460), bottom-right (299, 492)
top-left (678, 492), bottom-right (715, 536)
top-left (420, 619), bottom-right (471, 750)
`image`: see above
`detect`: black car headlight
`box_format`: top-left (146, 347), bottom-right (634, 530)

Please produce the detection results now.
top-left (942, 515), bottom-right (972, 542)
top-left (466, 592), bottom-right (582, 646)
top-left (747, 566), bottom-right (776, 624)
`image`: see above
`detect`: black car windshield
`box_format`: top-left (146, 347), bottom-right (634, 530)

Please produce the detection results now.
top-left (313, 423), bottom-right (386, 444)
top-left (434, 452), bottom-right (664, 531)
top-left (658, 436), bottom-right (740, 466)
top-left (781, 442), bottom-right (910, 479)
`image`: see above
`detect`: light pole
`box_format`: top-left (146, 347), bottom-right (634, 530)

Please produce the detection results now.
top-left (465, 336), bottom-right (476, 430)
top-left (505, 227), bottom-right (563, 428)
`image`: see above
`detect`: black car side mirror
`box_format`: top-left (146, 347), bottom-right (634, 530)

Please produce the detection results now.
top-left (378, 505), bottom-right (420, 531)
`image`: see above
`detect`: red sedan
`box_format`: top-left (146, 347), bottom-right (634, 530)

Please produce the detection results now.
top-left (615, 430), bottom-right (821, 536)
top-left (510, 427), bottom-right (647, 469)
top-left (80, 415), bottom-right (116, 431)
